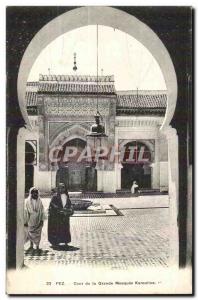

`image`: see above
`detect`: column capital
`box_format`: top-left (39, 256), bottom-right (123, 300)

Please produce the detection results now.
top-left (161, 126), bottom-right (178, 140)
top-left (116, 162), bottom-right (123, 169)
top-left (17, 126), bottom-right (31, 139)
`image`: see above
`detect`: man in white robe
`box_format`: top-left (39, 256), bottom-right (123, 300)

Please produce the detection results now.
top-left (131, 181), bottom-right (139, 194)
top-left (24, 187), bottom-right (45, 251)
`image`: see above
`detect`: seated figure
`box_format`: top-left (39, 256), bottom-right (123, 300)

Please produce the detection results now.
top-left (131, 181), bottom-right (139, 194)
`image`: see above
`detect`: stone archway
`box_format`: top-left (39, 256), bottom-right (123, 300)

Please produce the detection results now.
top-left (17, 7), bottom-right (177, 130)
top-left (15, 7), bottom-right (179, 269)
top-left (55, 138), bottom-right (97, 192)
top-left (119, 139), bottom-right (155, 161)
top-left (120, 140), bottom-right (153, 190)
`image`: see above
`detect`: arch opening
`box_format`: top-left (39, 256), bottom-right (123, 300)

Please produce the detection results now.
top-left (18, 6), bottom-right (177, 130)
top-left (14, 7), bottom-right (180, 270)
top-left (56, 138), bottom-right (97, 192)
top-left (121, 141), bottom-right (152, 190)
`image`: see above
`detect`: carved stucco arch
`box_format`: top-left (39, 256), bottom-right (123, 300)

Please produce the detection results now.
top-left (50, 124), bottom-right (89, 149)
top-left (49, 122), bottom-right (74, 146)
top-left (18, 6), bottom-right (177, 131)
top-left (49, 122), bottom-right (91, 146)
top-left (119, 139), bottom-right (155, 162)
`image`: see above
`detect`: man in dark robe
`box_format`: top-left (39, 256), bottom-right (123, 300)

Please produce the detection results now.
top-left (48, 183), bottom-right (73, 247)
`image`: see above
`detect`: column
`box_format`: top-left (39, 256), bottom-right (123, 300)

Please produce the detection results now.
top-left (96, 170), bottom-right (103, 192)
top-left (95, 160), bottom-right (104, 191)
top-left (44, 118), bottom-right (49, 169)
top-left (33, 164), bottom-right (38, 188)
top-left (151, 139), bottom-right (160, 189)
top-left (51, 170), bottom-right (57, 190)
top-left (163, 126), bottom-right (179, 268)
top-left (96, 161), bottom-right (117, 193)
top-left (116, 162), bottom-right (123, 190)
top-left (38, 115), bottom-right (46, 170)
top-left (16, 127), bottom-right (27, 268)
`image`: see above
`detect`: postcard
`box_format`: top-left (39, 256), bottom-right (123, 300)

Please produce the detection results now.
top-left (6, 6), bottom-right (193, 295)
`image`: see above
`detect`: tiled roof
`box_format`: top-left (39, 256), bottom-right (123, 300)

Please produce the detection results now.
top-left (27, 82), bottom-right (38, 87)
top-left (25, 80), bottom-right (167, 116)
top-left (117, 93), bottom-right (167, 108)
top-left (38, 83), bottom-right (115, 94)
top-left (26, 91), bottom-right (37, 106)
top-left (39, 74), bottom-right (114, 82)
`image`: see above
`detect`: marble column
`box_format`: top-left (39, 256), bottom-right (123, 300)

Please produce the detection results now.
top-left (16, 127), bottom-right (26, 268)
top-left (163, 126), bottom-right (179, 268)
top-left (116, 162), bottom-right (123, 191)
top-left (96, 161), bottom-right (117, 193)
top-left (95, 161), bottom-right (104, 192)
top-left (38, 115), bottom-right (46, 170)
top-left (44, 117), bottom-right (49, 170)
top-left (151, 139), bottom-right (160, 189)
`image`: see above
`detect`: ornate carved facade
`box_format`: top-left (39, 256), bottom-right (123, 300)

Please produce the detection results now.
top-left (25, 74), bottom-right (168, 193)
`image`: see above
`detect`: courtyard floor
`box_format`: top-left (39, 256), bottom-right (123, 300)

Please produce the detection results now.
top-left (24, 195), bottom-right (170, 269)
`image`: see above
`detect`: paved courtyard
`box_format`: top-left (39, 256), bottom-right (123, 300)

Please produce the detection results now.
top-left (24, 195), bottom-right (170, 269)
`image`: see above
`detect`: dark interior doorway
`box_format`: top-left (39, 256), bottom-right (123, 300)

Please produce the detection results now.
top-left (121, 163), bottom-right (151, 189)
top-left (121, 141), bottom-right (152, 190)
top-left (25, 141), bottom-right (36, 193)
top-left (56, 138), bottom-right (97, 191)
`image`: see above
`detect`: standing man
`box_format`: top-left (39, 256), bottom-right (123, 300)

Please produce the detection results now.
top-left (24, 187), bottom-right (45, 252)
top-left (48, 183), bottom-right (73, 248)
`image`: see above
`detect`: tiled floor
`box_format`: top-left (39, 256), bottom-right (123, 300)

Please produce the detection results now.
top-left (24, 196), bottom-right (170, 269)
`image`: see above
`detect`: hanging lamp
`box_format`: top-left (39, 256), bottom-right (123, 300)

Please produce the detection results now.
top-left (86, 24), bottom-right (108, 151)
top-left (73, 52), bottom-right (77, 71)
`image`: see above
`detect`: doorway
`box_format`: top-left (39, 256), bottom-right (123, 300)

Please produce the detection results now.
top-left (56, 138), bottom-right (97, 191)
top-left (121, 163), bottom-right (151, 189)
top-left (121, 141), bottom-right (152, 190)
top-left (25, 141), bottom-right (36, 193)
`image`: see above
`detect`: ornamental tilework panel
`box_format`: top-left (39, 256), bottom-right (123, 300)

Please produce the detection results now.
top-left (38, 94), bottom-right (117, 171)
top-left (44, 96), bottom-right (111, 116)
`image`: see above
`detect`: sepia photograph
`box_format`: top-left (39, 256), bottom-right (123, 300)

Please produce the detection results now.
top-left (6, 6), bottom-right (193, 295)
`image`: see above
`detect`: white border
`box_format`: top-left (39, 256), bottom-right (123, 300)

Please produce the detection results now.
top-left (1, 2), bottom-right (195, 299)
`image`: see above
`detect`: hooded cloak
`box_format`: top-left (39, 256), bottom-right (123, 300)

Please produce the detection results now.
top-left (24, 187), bottom-right (45, 246)
top-left (48, 190), bottom-right (72, 245)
